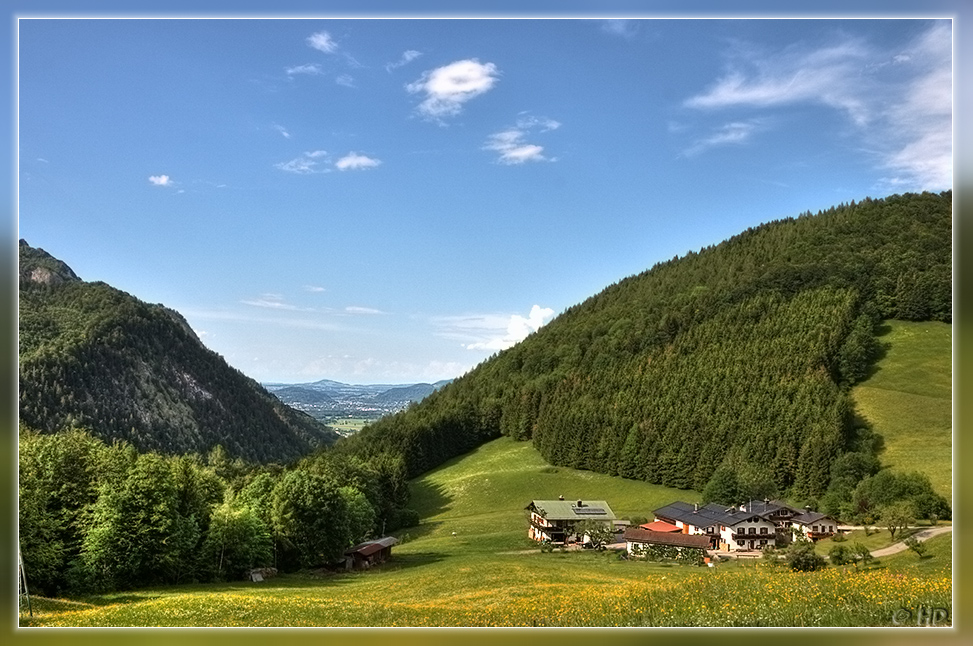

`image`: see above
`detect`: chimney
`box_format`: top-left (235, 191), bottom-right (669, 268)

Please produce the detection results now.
top-left (694, 502), bottom-right (699, 512)
top-left (577, 500), bottom-right (583, 508)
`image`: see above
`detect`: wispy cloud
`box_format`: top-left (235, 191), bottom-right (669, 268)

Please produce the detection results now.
top-left (386, 49), bottom-right (422, 72)
top-left (294, 356), bottom-right (468, 383)
top-left (345, 306), bottom-right (384, 315)
top-left (307, 31), bottom-right (338, 54)
top-left (601, 19), bottom-right (639, 38)
top-left (335, 152), bottom-right (381, 171)
top-left (276, 150), bottom-right (381, 174)
top-left (434, 305), bottom-right (555, 352)
top-left (149, 174), bottom-right (174, 187)
top-left (682, 120), bottom-right (762, 157)
top-left (335, 74), bottom-right (356, 88)
top-left (272, 123), bottom-right (292, 139)
top-left (685, 38), bottom-right (872, 125)
top-left (484, 114), bottom-right (561, 164)
top-left (242, 293), bottom-right (300, 310)
top-left (182, 307), bottom-right (342, 333)
top-left (877, 22), bottom-right (952, 189)
top-left (285, 63), bottom-right (323, 76)
top-left (304, 285), bottom-right (326, 293)
top-left (683, 23), bottom-right (951, 190)
top-left (275, 150), bottom-right (330, 174)
top-left (407, 59), bottom-right (500, 121)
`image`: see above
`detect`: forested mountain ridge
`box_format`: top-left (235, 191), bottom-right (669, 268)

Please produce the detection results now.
top-left (339, 192), bottom-right (951, 504)
top-left (18, 240), bottom-right (340, 463)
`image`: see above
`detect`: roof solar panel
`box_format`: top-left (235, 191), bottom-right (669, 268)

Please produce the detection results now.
top-left (574, 507), bottom-right (607, 515)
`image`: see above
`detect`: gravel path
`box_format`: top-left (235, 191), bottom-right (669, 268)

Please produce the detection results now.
top-left (870, 525), bottom-right (953, 558)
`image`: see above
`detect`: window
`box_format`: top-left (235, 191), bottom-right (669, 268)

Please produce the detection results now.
top-left (760, 527), bottom-right (768, 534)
top-left (760, 539), bottom-right (767, 545)
top-left (748, 527), bottom-right (756, 534)
top-left (812, 525), bottom-right (818, 532)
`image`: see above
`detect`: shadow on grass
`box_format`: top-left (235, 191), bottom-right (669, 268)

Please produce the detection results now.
top-left (400, 479), bottom-right (452, 543)
top-left (378, 551), bottom-right (447, 573)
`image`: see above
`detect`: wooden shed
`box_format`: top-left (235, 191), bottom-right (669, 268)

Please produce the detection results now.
top-left (343, 536), bottom-right (399, 570)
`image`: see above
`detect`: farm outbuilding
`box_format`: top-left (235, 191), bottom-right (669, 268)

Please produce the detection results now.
top-left (343, 536), bottom-right (399, 570)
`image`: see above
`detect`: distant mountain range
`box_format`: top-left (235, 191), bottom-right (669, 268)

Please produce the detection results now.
top-left (264, 379), bottom-right (453, 421)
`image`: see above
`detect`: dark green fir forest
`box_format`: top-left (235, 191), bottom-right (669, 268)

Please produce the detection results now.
top-left (18, 191), bottom-right (952, 596)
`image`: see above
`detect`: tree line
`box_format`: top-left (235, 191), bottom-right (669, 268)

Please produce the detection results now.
top-left (18, 426), bottom-right (417, 596)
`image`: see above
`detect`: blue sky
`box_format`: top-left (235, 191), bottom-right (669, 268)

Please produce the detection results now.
top-left (16, 16), bottom-right (954, 385)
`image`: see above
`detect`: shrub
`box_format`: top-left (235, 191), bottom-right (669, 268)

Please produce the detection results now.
top-left (828, 544), bottom-right (851, 566)
top-left (786, 539), bottom-right (826, 572)
top-left (904, 536), bottom-right (927, 558)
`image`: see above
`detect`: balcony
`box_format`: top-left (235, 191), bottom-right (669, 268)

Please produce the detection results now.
top-left (731, 531), bottom-right (772, 540)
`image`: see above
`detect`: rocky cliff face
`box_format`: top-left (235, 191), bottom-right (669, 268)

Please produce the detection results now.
top-left (19, 239), bottom-right (82, 286)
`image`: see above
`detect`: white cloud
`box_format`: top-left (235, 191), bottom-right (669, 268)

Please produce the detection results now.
top-left (307, 31), bottom-right (338, 54)
top-left (272, 123), bottom-right (291, 139)
top-left (386, 49), bottom-right (422, 72)
top-left (275, 150), bottom-right (330, 174)
top-left (466, 305), bottom-right (555, 351)
top-left (335, 74), bottom-right (356, 88)
top-left (242, 294), bottom-right (299, 310)
top-left (516, 114), bottom-right (561, 132)
top-left (304, 285), bottom-right (327, 293)
top-left (877, 22), bottom-right (952, 189)
top-left (345, 306), bottom-right (384, 315)
top-left (335, 152), bottom-right (381, 171)
top-left (148, 174), bottom-right (173, 186)
top-left (484, 114), bottom-right (560, 164)
top-left (683, 23), bottom-right (951, 190)
top-left (435, 305), bottom-right (555, 352)
top-left (285, 63), bottom-right (323, 76)
top-left (682, 120), bottom-right (761, 157)
top-left (686, 39), bottom-right (872, 125)
top-left (407, 59), bottom-right (499, 120)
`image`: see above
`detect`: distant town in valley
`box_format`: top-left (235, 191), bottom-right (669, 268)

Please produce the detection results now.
top-left (263, 379), bottom-right (453, 433)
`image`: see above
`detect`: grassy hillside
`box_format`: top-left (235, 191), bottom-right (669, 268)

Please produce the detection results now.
top-left (23, 436), bottom-right (951, 627)
top-left (404, 436), bottom-right (699, 554)
top-left (852, 321), bottom-right (952, 501)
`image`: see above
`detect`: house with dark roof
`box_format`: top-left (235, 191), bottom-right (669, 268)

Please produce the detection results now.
top-left (526, 499), bottom-right (616, 544)
top-left (652, 499), bottom-right (826, 552)
top-left (652, 501), bottom-right (730, 547)
top-left (791, 511), bottom-right (838, 541)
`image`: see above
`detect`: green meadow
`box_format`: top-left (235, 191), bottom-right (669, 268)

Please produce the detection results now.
top-left (22, 436), bottom-right (951, 628)
top-left (19, 320), bottom-right (953, 629)
top-left (852, 320), bottom-right (952, 501)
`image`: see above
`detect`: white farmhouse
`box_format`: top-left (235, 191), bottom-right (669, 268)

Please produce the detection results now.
top-left (790, 510), bottom-right (838, 541)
